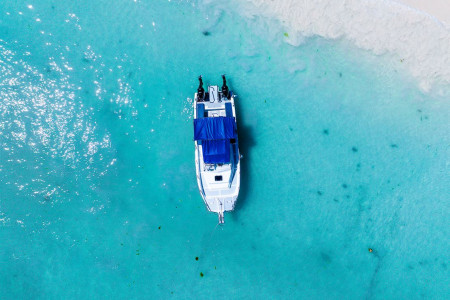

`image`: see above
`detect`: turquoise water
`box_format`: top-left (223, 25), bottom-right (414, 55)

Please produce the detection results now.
top-left (1, 0), bottom-right (449, 298)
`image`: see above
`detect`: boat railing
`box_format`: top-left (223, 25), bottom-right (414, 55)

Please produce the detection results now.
top-left (217, 199), bottom-right (224, 224)
top-left (218, 212), bottom-right (224, 224)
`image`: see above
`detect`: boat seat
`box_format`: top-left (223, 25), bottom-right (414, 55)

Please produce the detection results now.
top-left (225, 102), bottom-right (233, 117)
top-left (196, 103), bottom-right (205, 145)
top-left (196, 103), bottom-right (205, 119)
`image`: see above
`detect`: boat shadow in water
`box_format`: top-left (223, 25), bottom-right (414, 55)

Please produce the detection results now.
top-left (232, 95), bottom-right (255, 218)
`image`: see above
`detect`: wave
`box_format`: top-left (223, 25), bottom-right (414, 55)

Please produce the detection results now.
top-left (230, 0), bottom-right (450, 94)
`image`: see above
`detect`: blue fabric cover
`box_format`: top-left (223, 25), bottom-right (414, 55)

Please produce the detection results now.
top-left (202, 140), bottom-right (230, 164)
top-left (194, 117), bottom-right (236, 140)
top-left (194, 116), bottom-right (236, 164)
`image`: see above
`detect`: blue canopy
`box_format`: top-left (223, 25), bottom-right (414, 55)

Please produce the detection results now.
top-left (194, 117), bottom-right (236, 164)
top-left (202, 140), bottom-right (230, 164)
top-left (194, 117), bottom-right (236, 140)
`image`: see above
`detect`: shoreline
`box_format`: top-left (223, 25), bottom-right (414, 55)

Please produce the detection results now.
top-left (232, 0), bottom-right (450, 94)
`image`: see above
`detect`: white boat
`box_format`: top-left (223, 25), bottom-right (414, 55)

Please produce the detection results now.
top-left (193, 75), bottom-right (240, 224)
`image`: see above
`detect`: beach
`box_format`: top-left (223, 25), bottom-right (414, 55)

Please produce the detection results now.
top-left (395, 0), bottom-right (450, 24)
top-left (232, 0), bottom-right (450, 94)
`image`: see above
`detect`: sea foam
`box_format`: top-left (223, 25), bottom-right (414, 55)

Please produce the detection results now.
top-left (232, 0), bottom-right (450, 94)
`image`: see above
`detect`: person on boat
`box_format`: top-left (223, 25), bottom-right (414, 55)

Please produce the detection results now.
top-left (197, 76), bottom-right (205, 101)
top-left (221, 74), bottom-right (229, 99)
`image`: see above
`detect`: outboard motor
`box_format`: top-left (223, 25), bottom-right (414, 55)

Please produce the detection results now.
top-left (221, 74), bottom-right (230, 100)
top-left (197, 76), bottom-right (205, 101)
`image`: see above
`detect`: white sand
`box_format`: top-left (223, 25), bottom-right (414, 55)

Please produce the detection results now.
top-left (233, 0), bottom-right (450, 93)
top-left (394, 0), bottom-right (450, 24)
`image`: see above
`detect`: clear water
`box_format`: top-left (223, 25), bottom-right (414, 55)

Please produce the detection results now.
top-left (0, 0), bottom-right (449, 298)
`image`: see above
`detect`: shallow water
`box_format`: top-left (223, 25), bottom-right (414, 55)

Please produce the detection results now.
top-left (0, 0), bottom-right (449, 299)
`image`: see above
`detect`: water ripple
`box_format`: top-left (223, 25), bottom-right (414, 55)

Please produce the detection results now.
top-left (0, 40), bottom-right (113, 207)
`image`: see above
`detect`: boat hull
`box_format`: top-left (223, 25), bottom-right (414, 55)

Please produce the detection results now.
top-left (193, 88), bottom-right (240, 223)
